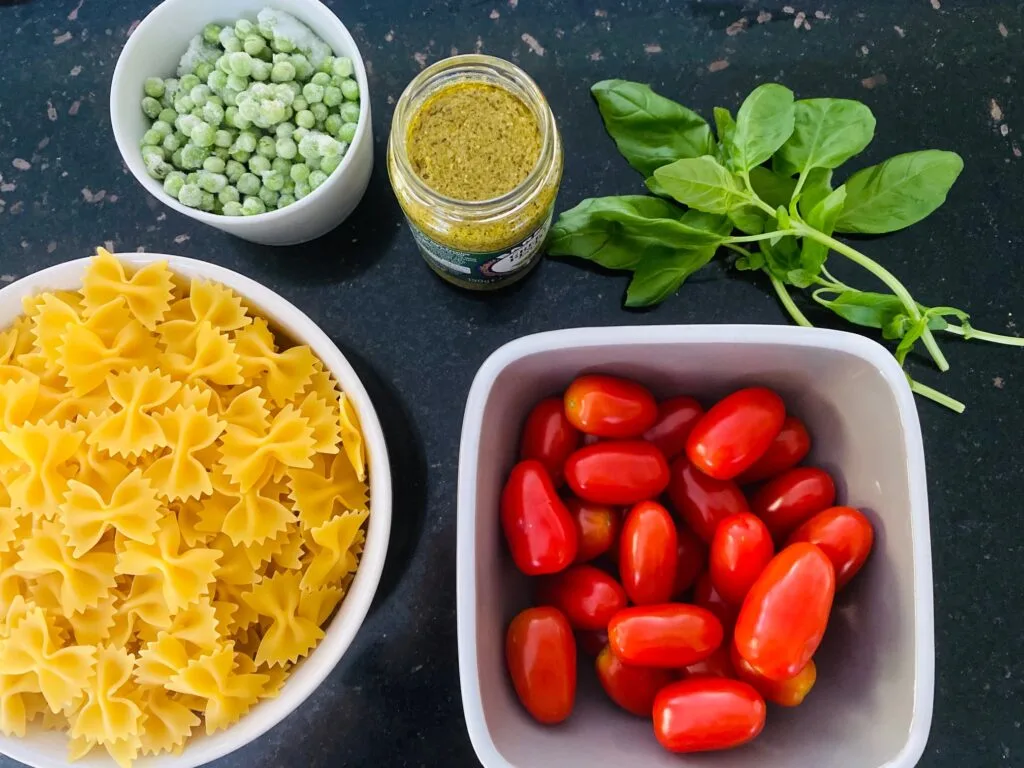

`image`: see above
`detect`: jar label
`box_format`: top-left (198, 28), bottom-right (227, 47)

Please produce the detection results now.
top-left (407, 212), bottom-right (553, 287)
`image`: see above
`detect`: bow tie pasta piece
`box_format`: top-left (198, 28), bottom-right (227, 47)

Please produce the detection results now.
top-left (144, 406), bottom-right (225, 502)
top-left (0, 672), bottom-right (39, 738)
top-left (0, 374), bottom-right (40, 430)
top-left (219, 403), bottom-right (316, 492)
top-left (70, 645), bottom-right (143, 745)
top-left (338, 392), bottom-right (366, 482)
top-left (162, 321), bottom-right (244, 387)
top-left (81, 248), bottom-right (174, 332)
top-left (66, 590), bottom-right (120, 647)
top-left (242, 572), bottom-right (324, 667)
top-left (60, 469), bottom-right (164, 556)
top-left (87, 368), bottom-right (181, 457)
top-left (300, 510), bottom-right (368, 593)
top-left (134, 633), bottom-right (191, 688)
top-left (234, 318), bottom-right (317, 406)
top-left (157, 278), bottom-right (252, 353)
top-left (136, 686), bottom-right (200, 757)
top-left (297, 391), bottom-right (342, 454)
top-left (28, 292), bottom-right (81, 369)
top-left (166, 647), bottom-right (268, 735)
top-left (118, 574), bottom-right (172, 639)
top-left (163, 596), bottom-right (221, 652)
top-left (288, 452), bottom-right (369, 530)
top-left (220, 386), bottom-right (271, 434)
top-left (0, 422), bottom-right (83, 509)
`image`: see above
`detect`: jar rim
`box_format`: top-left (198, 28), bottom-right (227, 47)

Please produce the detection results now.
top-left (388, 54), bottom-right (557, 216)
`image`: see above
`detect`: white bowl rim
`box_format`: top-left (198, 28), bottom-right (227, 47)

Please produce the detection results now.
top-left (455, 324), bottom-right (934, 768)
top-left (0, 253), bottom-right (393, 768)
top-left (109, 0), bottom-right (372, 228)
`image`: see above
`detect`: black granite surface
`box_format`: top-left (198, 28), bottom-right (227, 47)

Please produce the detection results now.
top-left (0, 0), bottom-right (1022, 766)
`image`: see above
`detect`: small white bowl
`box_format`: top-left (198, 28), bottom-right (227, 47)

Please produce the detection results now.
top-left (111, 0), bottom-right (373, 246)
top-left (458, 325), bottom-right (934, 768)
top-left (0, 254), bottom-right (392, 768)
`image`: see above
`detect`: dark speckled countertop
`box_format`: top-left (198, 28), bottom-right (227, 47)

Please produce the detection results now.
top-left (0, 0), bottom-right (1022, 766)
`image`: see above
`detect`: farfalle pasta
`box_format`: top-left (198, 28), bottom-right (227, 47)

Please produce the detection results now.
top-left (0, 249), bottom-right (370, 767)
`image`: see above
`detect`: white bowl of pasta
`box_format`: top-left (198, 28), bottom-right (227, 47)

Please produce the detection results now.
top-left (0, 250), bottom-right (391, 768)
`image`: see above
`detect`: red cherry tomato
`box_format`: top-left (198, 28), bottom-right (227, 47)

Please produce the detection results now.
top-left (643, 396), bottom-right (704, 459)
top-left (565, 441), bottom-right (669, 506)
top-left (673, 525), bottom-right (706, 598)
top-left (501, 460), bottom-right (577, 575)
top-left (693, 571), bottom-right (739, 633)
top-left (730, 644), bottom-right (817, 707)
top-left (686, 387), bottom-right (785, 480)
top-left (608, 604), bottom-right (723, 668)
top-left (564, 374), bottom-right (658, 439)
top-left (750, 467), bottom-right (836, 540)
top-left (653, 678), bottom-right (766, 753)
top-left (684, 645), bottom-right (735, 679)
top-left (565, 497), bottom-right (620, 563)
top-left (667, 457), bottom-right (750, 543)
top-left (535, 565), bottom-right (627, 632)
top-left (596, 645), bottom-right (676, 717)
top-left (787, 506), bottom-right (874, 589)
top-left (576, 629), bottom-right (609, 658)
top-left (734, 543), bottom-right (835, 681)
top-left (619, 501), bottom-right (678, 605)
top-left (506, 607), bottom-right (576, 724)
top-left (710, 513), bottom-right (775, 605)
top-left (520, 397), bottom-right (580, 485)
top-left (736, 416), bottom-right (811, 484)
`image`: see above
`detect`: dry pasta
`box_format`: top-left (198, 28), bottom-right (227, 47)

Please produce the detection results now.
top-left (0, 248), bottom-right (370, 767)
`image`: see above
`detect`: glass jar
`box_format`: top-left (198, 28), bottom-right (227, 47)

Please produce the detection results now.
top-left (388, 55), bottom-right (563, 290)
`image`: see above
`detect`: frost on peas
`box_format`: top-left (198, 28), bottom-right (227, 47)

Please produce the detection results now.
top-left (293, 126), bottom-right (310, 143)
top-left (259, 99), bottom-right (287, 126)
top-left (203, 23), bottom-right (222, 45)
top-left (306, 155), bottom-right (322, 172)
top-left (214, 146), bottom-right (231, 161)
top-left (276, 137), bottom-right (298, 159)
top-left (341, 78), bottom-right (360, 101)
top-left (244, 36), bottom-right (267, 57)
top-left (250, 58), bottom-right (272, 81)
top-left (190, 84), bottom-right (211, 106)
top-left (208, 69), bottom-right (229, 92)
top-left (249, 155), bottom-right (272, 175)
top-left (237, 172), bottom-right (261, 196)
top-left (310, 103), bottom-right (329, 124)
top-left (228, 51), bottom-right (253, 78)
top-left (257, 8), bottom-right (333, 67)
top-left (262, 169), bottom-right (285, 191)
top-left (339, 102), bottom-right (360, 124)
top-left (203, 101), bottom-right (225, 126)
top-left (161, 77), bottom-right (181, 106)
top-left (180, 144), bottom-right (209, 169)
top-left (322, 86), bottom-right (342, 108)
top-left (171, 149), bottom-right (184, 167)
top-left (291, 96), bottom-right (308, 113)
top-left (141, 145), bottom-right (165, 162)
top-left (226, 159), bottom-right (246, 182)
top-left (270, 61), bottom-right (296, 83)
top-left (200, 191), bottom-right (216, 211)
top-left (177, 183), bottom-right (203, 208)
top-left (273, 83), bottom-right (295, 105)
top-left (294, 180), bottom-right (312, 199)
top-left (230, 148), bottom-right (251, 163)
top-left (142, 97), bottom-right (162, 119)
top-left (338, 122), bottom-right (357, 144)
top-left (164, 172), bottom-right (186, 198)
top-left (289, 162), bottom-right (310, 183)
top-left (176, 113), bottom-right (199, 135)
top-left (191, 122), bottom-right (216, 147)
top-left (302, 83), bottom-right (325, 104)
top-left (226, 74), bottom-right (249, 93)
top-left (311, 72), bottom-right (332, 88)
top-left (219, 185), bottom-right (240, 205)
top-left (223, 201), bottom-right (244, 216)
top-left (144, 77), bottom-right (165, 98)
top-left (320, 154), bottom-right (342, 175)
top-left (309, 170), bottom-right (329, 190)
top-left (257, 135), bottom-right (278, 159)
top-left (258, 187), bottom-right (279, 207)
top-left (238, 99), bottom-right (262, 124)
top-left (277, 193), bottom-right (296, 209)
top-left (332, 57), bottom-right (354, 78)
top-left (236, 131), bottom-right (258, 153)
top-left (235, 19), bottom-right (255, 38)
top-left (145, 157), bottom-right (172, 180)
top-left (291, 54), bottom-right (313, 81)
top-left (162, 133), bottom-right (182, 152)
top-left (242, 196), bottom-right (266, 215)
top-left (180, 74), bottom-right (201, 93)
top-left (219, 26), bottom-right (241, 49)
top-left (275, 121), bottom-right (296, 139)
top-left (217, 55), bottom-right (233, 75)
top-left (295, 109), bottom-right (315, 129)
top-left (271, 156), bottom-right (292, 175)
top-left (203, 155), bottom-right (227, 173)
top-left (174, 95), bottom-right (195, 114)
top-left (198, 171), bottom-right (228, 193)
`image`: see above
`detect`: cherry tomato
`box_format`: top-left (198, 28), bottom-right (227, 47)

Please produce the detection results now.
top-left (608, 604), bottom-right (723, 668)
top-left (564, 374), bottom-right (658, 439)
top-left (619, 501), bottom-right (678, 605)
top-left (576, 629), bottom-right (609, 658)
top-left (667, 457), bottom-right (749, 543)
top-left (736, 416), bottom-right (811, 484)
top-left (710, 513), bottom-right (775, 605)
top-left (734, 543), bottom-right (835, 681)
top-left (535, 565), bottom-right (627, 632)
top-left (730, 644), bottom-right (816, 707)
top-left (565, 441), bottom-right (669, 506)
top-left (506, 607), bottom-right (576, 724)
top-left (686, 387), bottom-right (786, 480)
top-left (519, 397), bottom-right (580, 485)
top-left (673, 525), bottom-right (706, 598)
top-left (596, 645), bottom-right (676, 717)
top-left (750, 467), bottom-right (837, 540)
top-left (693, 571), bottom-right (739, 633)
top-left (684, 645), bottom-right (735, 679)
top-left (643, 396), bottom-right (704, 459)
top-left (501, 460), bottom-right (577, 575)
top-left (787, 506), bottom-right (874, 589)
top-left (565, 497), bottom-right (620, 563)
top-left (653, 678), bottom-right (766, 753)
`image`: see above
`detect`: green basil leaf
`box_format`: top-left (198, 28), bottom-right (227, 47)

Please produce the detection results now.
top-left (625, 244), bottom-right (718, 307)
top-left (895, 316), bottom-right (930, 365)
top-left (776, 98), bottom-right (876, 175)
top-left (759, 236), bottom-right (802, 283)
top-left (835, 150), bottom-right (964, 234)
top-left (679, 208), bottom-right (735, 237)
top-left (713, 107), bottom-right (737, 168)
top-left (797, 168), bottom-right (834, 216)
top-left (749, 167), bottom-right (797, 209)
top-left (592, 80), bottom-right (714, 177)
top-left (796, 185), bottom-right (847, 287)
top-left (645, 175), bottom-right (670, 198)
top-left (729, 206), bottom-right (766, 235)
top-left (731, 84), bottom-right (795, 172)
top-left (734, 251), bottom-right (766, 271)
top-left (652, 156), bottom-right (748, 214)
top-left (882, 314), bottom-right (912, 340)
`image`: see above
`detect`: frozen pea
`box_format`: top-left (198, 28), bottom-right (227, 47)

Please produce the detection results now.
top-left (237, 172), bottom-right (261, 196)
top-left (203, 156), bottom-right (226, 173)
top-left (203, 23), bottom-right (222, 45)
top-left (180, 144), bottom-right (208, 168)
top-left (257, 135), bottom-right (277, 158)
top-left (171, 149), bottom-right (184, 166)
top-left (275, 121), bottom-right (296, 139)
top-left (242, 196), bottom-right (267, 215)
top-left (180, 74), bottom-right (201, 92)
top-left (163, 172), bottom-right (186, 198)
top-left (202, 101), bottom-right (225, 126)
top-left (189, 107), bottom-right (205, 120)
top-left (273, 83), bottom-right (295, 105)
top-left (338, 122), bottom-right (357, 144)
top-left (318, 55), bottom-right (335, 74)
top-left (200, 191), bottom-right (216, 211)
top-left (340, 102), bottom-right (360, 124)
top-left (178, 183), bottom-right (203, 208)
top-left (214, 147), bottom-right (230, 161)
top-left (228, 51), bottom-right (253, 77)
top-left (311, 72), bottom-right (331, 87)
top-left (190, 84), bottom-right (211, 106)
top-left (142, 128), bottom-right (165, 146)
top-left (270, 61), bottom-right (296, 83)
top-left (226, 159), bottom-right (246, 182)
top-left (236, 131), bottom-right (258, 153)
top-left (198, 171), bottom-right (228, 193)
top-left (195, 61), bottom-right (214, 82)
top-left (163, 133), bottom-right (182, 152)
top-left (276, 137), bottom-right (298, 159)
top-left (230, 148), bottom-right (251, 163)
top-left (336, 140), bottom-right (349, 155)
top-left (293, 126), bottom-right (309, 142)
top-left (186, 172), bottom-right (199, 184)
top-left (294, 180), bottom-right (312, 199)
top-left (298, 133), bottom-right (322, 158)
top-left (219, 185), bottom-right (240, 205)
top-left (262, 169), bottom-right (285, 191)
top-left (174, 95), bottom-right (195, 114)
top-left (235, 19), bottom-right (255, 37)
top-left (145, 158), bottom-right (172, 180)
top-left (153, 120), bottom-right (174, 137)
top-left (277, 193), bottom-right (296, 209)
top-left (291, 96), bottom-right (308, 112)
top-left (341, 78), bottom-right (360, 101)
top-left (295, 110), bottom-right (315, 129)
top-left (272, 37), bottom-right (295, 53)
top-left (251, 58), bottom-right (271, 81)
top-left (144, 77), bottom-right (165, 98)
top-left (217, 55), bottom-right (233, 74)
top-left (226, 74), bottom-right (249, 92)
top-left (309, 170), bottom-right (328, 190)
top-left (271, 156), bottom-right (291, 175)
top-left (244, 36), bottom-right (267, 57)
top-left (239, 100), bottom-right (262, 123)
top-left (221, 30), bottom-right (242, 53)
top-left (302, 83), bottom-right (324, 104)
top-left (260, 99), bottom-right (287, 125)
top-left (281, 179), bottom-right (295, 195)
top-left (162, 77), bottom-right (181, 103)
top-left (284, 81), bottom-right (302, 97)
top-left (272, 52), bottom-right (289, 64)
top-left (310, 103), bottom-right (328, 123)
top-left (142, 96), bottom-right (162, 118)
top-left (176, 113), bottom-right (200, 135)
top-left (249, 155), bottom-right (271, 175)
top-left (208, 69), bottom-right (229, 92)
top-left (141, 145), bottom-right (165, 162)
top-left (324, 114), bottom-right (342, 136)
top-left (306, 154), bottom-right (321, 171)
top-left (322, 86), bottom-right (342, 108)
top-left (223, 200), bottom-right (244, 216)
top-left (258, 187), bottom-right (279, 206)
top-left (289, 162), bottom-right (310, 183)
top-left (320, 154), bottom-right (341, 175)
top-left (213, 129), bottom-right (234, 149)
top-left (158, 107), bottom-right (178, 124)
top-left (191, 122), bottom-right (215, 147)
top-left (332, 57), bottom-right (354, 78)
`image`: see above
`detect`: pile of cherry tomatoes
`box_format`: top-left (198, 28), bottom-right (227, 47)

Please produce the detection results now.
top-left (501, 375), bottom-right (875, 754)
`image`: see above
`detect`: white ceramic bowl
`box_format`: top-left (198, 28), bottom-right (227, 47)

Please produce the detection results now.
top-left (110, 0), bottom-right (374, 246)
top-left (0, 254), bottom-right (392, 768)
top-left (458, 325), bottom-right (934, 768)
